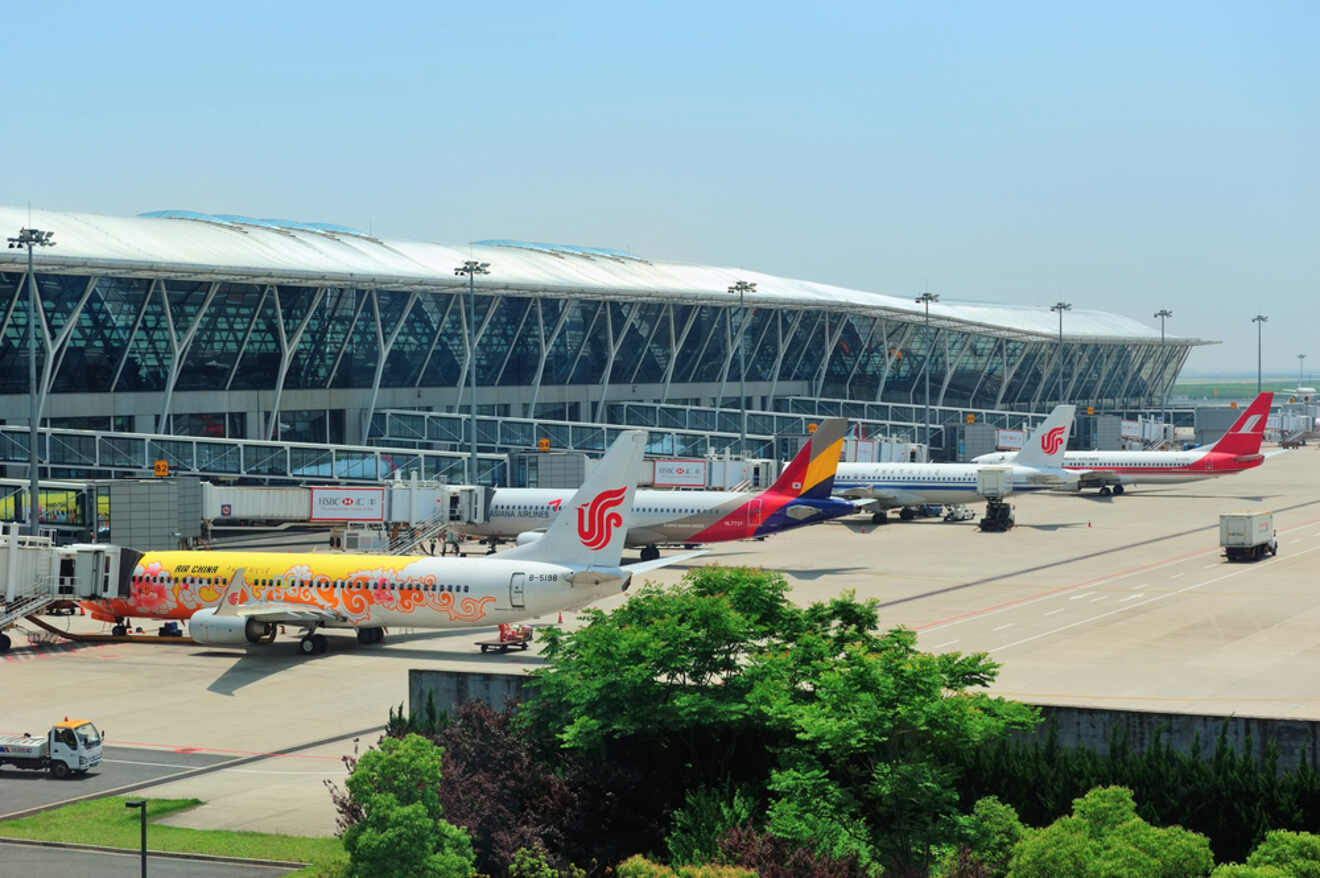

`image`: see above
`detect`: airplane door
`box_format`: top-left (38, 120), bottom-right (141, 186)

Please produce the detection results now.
top-left (749, 500), bottom-right (763, 528)
top-left (509, 573), bottom-right (526, 608)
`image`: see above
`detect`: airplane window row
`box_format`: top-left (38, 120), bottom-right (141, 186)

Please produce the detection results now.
top-left (130, 574), bottom-right (472, 595)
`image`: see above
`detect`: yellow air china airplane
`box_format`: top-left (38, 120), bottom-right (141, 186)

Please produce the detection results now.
top-left (81, 431), bottom-right (693, 655)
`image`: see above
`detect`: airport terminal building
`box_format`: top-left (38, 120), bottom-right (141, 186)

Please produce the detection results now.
top-left (1, 207), bottom-right (1211, 459)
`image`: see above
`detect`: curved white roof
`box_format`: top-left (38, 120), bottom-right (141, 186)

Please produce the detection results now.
top-left (0, 206), bottom-right (1212, 345)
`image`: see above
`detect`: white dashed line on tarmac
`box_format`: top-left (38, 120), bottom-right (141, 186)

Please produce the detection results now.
top-left (1119, 594), bottom-right (1144, 602)
top-left (1169, 573), bottom-right (1185, 579)
top-left (992, 623), bottom-right (1015, 632)
top-left (1070, 592), bottom-right (1095, 600)
top-left (1043, 608), bottom-right (1066, 617)
top-left (931, 639), bottom-right (959, 650)
top-left (989, 545), bottom-right (1320, 654)
top-left (1090, 596), bottom-right (1108, 602)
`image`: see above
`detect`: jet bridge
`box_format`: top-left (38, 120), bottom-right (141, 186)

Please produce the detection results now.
top-left (0, 524), bottom-right (141, 651)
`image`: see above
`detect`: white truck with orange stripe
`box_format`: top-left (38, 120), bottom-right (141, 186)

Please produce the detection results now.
top-left (0, 719), bottom-right (104, 778)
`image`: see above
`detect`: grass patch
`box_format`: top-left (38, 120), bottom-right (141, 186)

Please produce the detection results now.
top-left (0, 796), bottom-right (344, 876)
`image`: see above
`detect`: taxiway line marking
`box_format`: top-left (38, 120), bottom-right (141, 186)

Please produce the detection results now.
top-left (1119, 594), bottom-right (1144, 602)
top-left (0, 725), bottom-right (384, 823)
top-left (989, 544), bottom-right (1320, 654)
top-left (992, 623), bottom-right (1014, 632)
top-left (913, 511), bottom-right (1320, 633)
top-left (1043, 608), bottom-right (1066, 617)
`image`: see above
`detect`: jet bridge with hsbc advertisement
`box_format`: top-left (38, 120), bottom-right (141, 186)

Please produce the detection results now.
top-left (201, 480), bottom-right (490, 528)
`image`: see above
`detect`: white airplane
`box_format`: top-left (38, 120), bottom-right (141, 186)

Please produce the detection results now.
top-left (833, 405), bottom-right (1078, 522)
top-left (972, 392), bottom-right (1275, 496)
top-left (86, 431), bottom-right (699, 655)
top-left (462, 419), bottom-right (853, 560)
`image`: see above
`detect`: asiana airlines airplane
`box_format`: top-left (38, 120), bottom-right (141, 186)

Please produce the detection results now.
top-left (80, 431), bottom-right (697, 655)
top-left (464, 418), bottom-right (852, 559)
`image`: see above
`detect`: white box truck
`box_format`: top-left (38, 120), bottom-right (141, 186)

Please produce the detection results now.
top-left (1220, 512), bottom-right (1277, 562)
top-left (0, 719), bottom-right (104, 778)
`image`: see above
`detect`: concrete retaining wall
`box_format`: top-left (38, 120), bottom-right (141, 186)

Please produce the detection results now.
top-left (407, 669), bottom-right (1320, 771)
top-left (1025, 705), bottom-right (1320, 771)
top-left (409, 669), bottom-right (532, 718)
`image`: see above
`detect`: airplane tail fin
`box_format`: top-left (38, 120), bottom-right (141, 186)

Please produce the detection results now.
top-left (1209, 392), bottom-right (1273, 455)
top-left (769, 417), bottom-right (848, 499)
top-left (1012, 405), bottom-right (1077, 468)
top-left (498, 430), bottom-right (646, 567)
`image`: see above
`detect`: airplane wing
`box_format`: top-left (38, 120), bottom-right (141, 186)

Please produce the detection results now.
top-left (839, 486), bottom-right (923, 507)
top-left (211, 568), bottom-right (345, 625)
top-left (233, 603), bottom-right (346, 625)
top-left (623, 550), bottom-right (707, 576)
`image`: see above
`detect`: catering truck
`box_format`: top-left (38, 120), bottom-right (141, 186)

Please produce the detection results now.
top-left (1220, 512), bottom-right (1278, 562)
top-left (0, 719), bottom-right (103, 778)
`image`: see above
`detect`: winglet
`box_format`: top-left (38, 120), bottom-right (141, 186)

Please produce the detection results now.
top-left (212, 567), bottom-right (247, 617)
top-left (1012, 405), bottom-right (1076, 469)
top-left (1209, 392), bottom-right (1273, 456)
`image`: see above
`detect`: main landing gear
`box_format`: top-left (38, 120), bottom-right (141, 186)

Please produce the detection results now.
top-left (299, 633), bottom-right (328, 655)
top-left (870, 510), bottom-right (888, 524)
top-left (112, 617), bottom-right (130, 636)
top-left (1098, 485), bottom-right (1125, 496)
top-left (357, 627), bottom-right (385, 646)
top-left (640, 545), bottom-right (661, 562)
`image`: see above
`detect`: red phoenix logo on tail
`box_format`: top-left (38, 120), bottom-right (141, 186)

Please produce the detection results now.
top-left (577, 486), bottom-right (627, 550)
top-left (1040, 426), bottom-right (1066, 454)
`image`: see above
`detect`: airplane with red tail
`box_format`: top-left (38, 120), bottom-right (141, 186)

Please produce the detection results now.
top-left (973, 392), bottom-right (1277, 495)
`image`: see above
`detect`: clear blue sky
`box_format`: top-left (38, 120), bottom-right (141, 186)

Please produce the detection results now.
top-left (3, 1), bottom-right (1315, 376)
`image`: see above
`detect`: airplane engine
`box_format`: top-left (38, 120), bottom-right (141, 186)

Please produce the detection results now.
top-left (190, 608), bottom-right (277, 646)
top-left (515, 531), bottom-right (544, 546)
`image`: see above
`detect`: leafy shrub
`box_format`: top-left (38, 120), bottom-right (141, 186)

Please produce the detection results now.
top-left (665, 783), bottom-right (758, 865)
top-left (716, 824), bottom-right (868, 878)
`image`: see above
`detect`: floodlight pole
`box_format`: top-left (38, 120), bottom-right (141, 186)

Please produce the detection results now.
top-left (454, 260), bottom-right (490, 485)
top-left (1051, 301), bottom-right (1072, 406)
top-left (8, 228), bottom-right (54, 536)
top-left (1154, 309), bottom-right (1173, 435)
top-left (915, 292), bottom-right (939, 453)
top-left (1252, 315), bottom-right (1267, 395)
top-left (1300, 354), bottom-right (1307, 394)
top-left (125, 799), bottom-right (146, 877)
top-left (728, 281), bottom-right (756, 456)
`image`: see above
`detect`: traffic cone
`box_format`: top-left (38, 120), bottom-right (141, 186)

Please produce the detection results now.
top-left (557, 611), bottom-right (563, 623)
top-left (1088, 521), bottom-right (1092, 528)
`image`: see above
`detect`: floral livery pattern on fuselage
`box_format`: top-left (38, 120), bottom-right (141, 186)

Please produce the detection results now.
top-left (82, 553), bottom-right (497, 626)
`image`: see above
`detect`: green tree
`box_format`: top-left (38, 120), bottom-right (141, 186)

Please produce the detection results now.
top-left (750, 619), bottom-right (1036, 876)
top-left (1007, 786), bottom-right (1214, 878)
top-left (518, 567), bottom-right (802, 780)
top-left (341, 733), bottom-right (475, 877)
top-left (1239, 829), bottom-right (1320, 877)
top-left (1210, 866), bottom-right (1291, 877)
top-left (665, 783), bottom-right (758, 865)
top-left (943, 796), bottom-right (1025, 877)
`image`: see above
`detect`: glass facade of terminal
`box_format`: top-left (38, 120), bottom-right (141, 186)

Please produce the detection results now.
top-left (0, 271), bottom-right (1192, 424)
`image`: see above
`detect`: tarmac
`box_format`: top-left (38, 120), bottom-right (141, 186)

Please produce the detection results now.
top-left (3, 443), bottom-right (1318, 839)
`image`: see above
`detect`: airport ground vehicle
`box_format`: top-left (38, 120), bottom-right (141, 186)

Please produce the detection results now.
top-left (0, 719), bottom-right (103, 778)
top-left (476, 623), bottom-right (534, 654)
top-left (1220, 512), bottom-right (1277, 562)
top-left (977, 467), bottom-right (1015, 532)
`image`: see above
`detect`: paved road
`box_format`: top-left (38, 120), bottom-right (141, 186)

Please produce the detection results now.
top-left (0, 746), bottom-right (231, 819)
top-left (0, 841), bottom-right (296, 877)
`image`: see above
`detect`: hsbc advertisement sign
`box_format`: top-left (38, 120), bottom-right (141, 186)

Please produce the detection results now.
top-left (309, 487), bottom-right (386, 522)
top-left (995, 429), bottom-right (1026, 450)
top-left (653, 458), bottom-right (707, 488)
